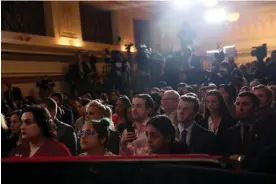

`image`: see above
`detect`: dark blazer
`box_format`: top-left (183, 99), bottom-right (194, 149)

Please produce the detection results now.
top-left (60, 106), bottom-right (74, 126)
top-left (4, 87), bottom-right (23, 102)
top-left (222, 122), bottom-right (276, 169)
top-left (107, 130), bottom-right (120, 155)
top-left (198, 117), bottom-right (237, 154)
top-left (187, 123), bottom-right (216, 154)
top-left (55, 119), bottom-right (77, 156)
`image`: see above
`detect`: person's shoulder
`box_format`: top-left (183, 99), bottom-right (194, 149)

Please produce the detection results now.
top-left (49, 139), bottom-right (71, 156)
top-left (9, 141), bottom-right (28, 157)
top-left (197, 117), bottom-right (207, 126)
top-left (170, 142), bottom-right (189, 154)
top-left (76, 116), bottom-right (84, 123)
top-left (194, 123), bottom-right (211, 133)
top-left (194, 123), bottom-right (215, 138)
top-left (56, 119), bottom-right (74, 131)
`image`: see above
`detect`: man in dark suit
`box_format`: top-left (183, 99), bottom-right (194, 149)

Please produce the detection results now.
top-left (149, 93), bottom-right (165, 117)
top-left (177, 95), bottom-right (215, 154)
top-left (3, 84), bottom-right (23, 110)
top-left (40, 98), bottom-right (77, 156)
top-left (51, 92), bottom-right (74, 126)
top-left (222, 92), bottom-right (276, 169)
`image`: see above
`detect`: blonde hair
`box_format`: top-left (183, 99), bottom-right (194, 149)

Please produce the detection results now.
top-left (103, 106), bottom-right (115, 131)
top-left (86, 101), bottom-right (115, 131)
top-left (86, 100), bottom-right (106, 115)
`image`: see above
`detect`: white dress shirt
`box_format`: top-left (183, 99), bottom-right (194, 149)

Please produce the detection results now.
top-left (178, 123), bottom-right (194, 146)
top-left (208, 116), bottom-right (220, 135)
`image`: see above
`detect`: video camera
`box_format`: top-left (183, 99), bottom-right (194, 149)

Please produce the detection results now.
top-left (251, 44), bottom-right (267, 60)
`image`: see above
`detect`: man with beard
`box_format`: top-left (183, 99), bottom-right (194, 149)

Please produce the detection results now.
top-left (120, 94), bottom-right (154, 155)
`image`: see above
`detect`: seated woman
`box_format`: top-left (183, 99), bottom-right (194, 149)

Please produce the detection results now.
top-left (78, 118), bottom-right (114, 156)
top-left (112, 96), bottom-right (133, 134)
top-left (9, 106), bottom-right (71, 157)
top-left (85, 100), bottom-right (119, 154)
top-left (198, 90), bottom-right (236, 154)
top-left (9, 110), bottom-right (23, 147)
top-left (146, 115), bottom-right (189, 155)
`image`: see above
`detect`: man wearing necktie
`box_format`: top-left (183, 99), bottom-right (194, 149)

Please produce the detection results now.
top-left (177, 95), bottom-right (215, 154)
top-left (222, 92), bottom-right (276, 169)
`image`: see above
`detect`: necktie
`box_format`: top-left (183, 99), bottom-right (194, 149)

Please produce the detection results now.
top-left (242, 125), bottom-right (251, 153)
top-left (181, 129), bottom-right (188, 145)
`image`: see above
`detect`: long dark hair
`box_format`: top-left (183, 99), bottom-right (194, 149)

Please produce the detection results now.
top-left (117, 95), bottom-right (131, 124)
top-left (21, 105), bottom-right (56, 138)
top-left (147, 115), bottom-right (175, 144)
top-left (204, 90), bottom-right (232, 119)
top-left (218, 84), bottom-right (236, 104)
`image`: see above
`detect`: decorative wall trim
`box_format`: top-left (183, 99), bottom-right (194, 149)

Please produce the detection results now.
top-left (1, 52), bottom-right (75, 63)
top-left (2, 74), bottom-right (64, 84)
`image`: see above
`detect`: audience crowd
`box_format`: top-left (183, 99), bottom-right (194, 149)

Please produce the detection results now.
top-left (2, 49), bottom-right (276, 174)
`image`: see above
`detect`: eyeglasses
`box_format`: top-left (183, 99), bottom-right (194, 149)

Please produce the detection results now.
top-left (78, 129), bottom-right (97, 137)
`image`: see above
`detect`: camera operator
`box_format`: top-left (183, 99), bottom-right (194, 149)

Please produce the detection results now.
top-left (108, 51), bottom-right (130, 94)
top-left (266, 50), bottom-right (276, 82)
top-left (251, 44), bottom-right (267, 79)
top-left (186, 56), bottom-right (208, 85)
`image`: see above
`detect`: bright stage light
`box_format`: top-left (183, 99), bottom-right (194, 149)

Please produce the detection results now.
top-left (204, 8), bottom-right (227, 23)
top-left (202, 0), bottom-right (218, 8)
top-left (172, 0), bottom-right (189, 9)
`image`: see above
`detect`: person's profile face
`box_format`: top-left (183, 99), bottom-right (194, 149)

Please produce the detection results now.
top-left (177, 100), bottom-right (195, 123)
top-left (235, 96), bottom-right (254, 120)
top-left (86, 106), bottom-right (104, 121)
top-left (146, 124), bottom-right (165, 154)
top-left (253, 89), bottom-right (270, 108)
top-left (206, 95), bottom-right (219, 112)
top-left (21, 112), bottom-right (41, 141)
top-left (79, 123), bottom-right (100, 151)
top-left (10, 114), bottom-right (21, 135)
top-left (132, 98), bottom-right (149, 121)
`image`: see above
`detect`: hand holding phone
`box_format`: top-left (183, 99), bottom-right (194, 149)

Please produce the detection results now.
top-left (121, 126), bottom-right (137, 145)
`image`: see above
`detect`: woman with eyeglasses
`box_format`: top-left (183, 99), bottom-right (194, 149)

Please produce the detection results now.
top-left (78, 118), bottom-right (114, 156)
top-left (9, 110), bottom-right (23, 147)
top-left (9, 106), bottom-right (71, 157)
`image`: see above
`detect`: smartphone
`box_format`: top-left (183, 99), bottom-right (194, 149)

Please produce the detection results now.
top-left (126, 126), bottom-right (135, 134)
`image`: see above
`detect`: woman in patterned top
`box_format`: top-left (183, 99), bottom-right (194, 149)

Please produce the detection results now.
top-left (79, 118), bottom-right (114, 156)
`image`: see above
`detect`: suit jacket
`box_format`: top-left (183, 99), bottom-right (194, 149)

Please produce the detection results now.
top-left (55, 119), bottom-right (77, 156)
top-left (186, 123), bottom-right (216, 154)
top-left (4, 87), bottom-right (23, 102)
top-left (107, 130), bottom-right (120, 155)
top-left (198, 117), bottom-right (237, 154)
top-left (60, 106), bottom-right (74, 126)
top-left (222, 121), bottom-right (276, 169)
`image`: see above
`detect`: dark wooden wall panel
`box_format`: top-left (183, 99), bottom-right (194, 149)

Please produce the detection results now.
top-left (2, 75), bottom-right (63, 84)
top-left (79, 3), bottom-right (113, 44)
top-left (1, 52), bottom-right (76, 63)
top-left (1, 1), bottom-right (46, 36)
top-left (133, 19), bottom-right (151, 48)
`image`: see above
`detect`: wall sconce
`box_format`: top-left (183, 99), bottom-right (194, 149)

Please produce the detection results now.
top-left (56, 37), bottom-right (82, 47)
top-left (226, 12), bottom-right (240, 22)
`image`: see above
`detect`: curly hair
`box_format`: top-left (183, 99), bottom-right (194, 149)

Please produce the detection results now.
top-left (22, 105), bottom-right (56, 138)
